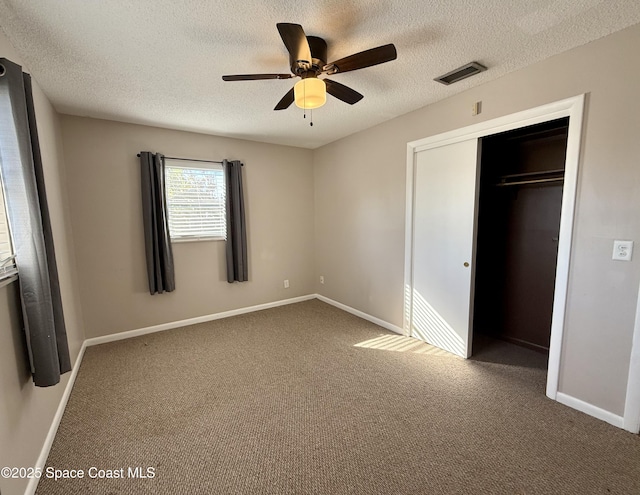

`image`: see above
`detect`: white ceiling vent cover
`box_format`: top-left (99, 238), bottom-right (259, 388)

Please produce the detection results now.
top-left (434, 62), bottom-right (487, 85)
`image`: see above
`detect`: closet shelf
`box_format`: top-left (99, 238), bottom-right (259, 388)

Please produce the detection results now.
top-left (498, 168), bottom-right (564, 180)
top-left (495, 177), bottom-right (564, 187)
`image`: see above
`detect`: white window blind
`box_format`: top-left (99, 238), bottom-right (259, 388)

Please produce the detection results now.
top-left (0, 171), bottom-right (17, 280)
top-left (165, 159), bottom-right (227, 241)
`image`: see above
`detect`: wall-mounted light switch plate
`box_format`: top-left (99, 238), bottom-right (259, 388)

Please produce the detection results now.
top-left (612, 240), bottom-right (633, 261)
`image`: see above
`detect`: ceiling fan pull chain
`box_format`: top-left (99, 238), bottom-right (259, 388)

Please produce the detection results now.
top-left (310, 108), bottom-right (314, 126)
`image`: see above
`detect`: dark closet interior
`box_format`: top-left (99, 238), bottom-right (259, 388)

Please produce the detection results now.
top-left (473, 117), bottom-right (569, 355)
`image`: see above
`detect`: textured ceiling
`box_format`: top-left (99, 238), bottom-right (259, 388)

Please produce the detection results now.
top-left (1, 0), bottom-right (640, 149)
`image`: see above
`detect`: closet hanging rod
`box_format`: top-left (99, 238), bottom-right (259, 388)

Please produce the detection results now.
top-left (495, 177), bottom-right (564, 187)
top-left (498, 168), bottom-right (564, 180)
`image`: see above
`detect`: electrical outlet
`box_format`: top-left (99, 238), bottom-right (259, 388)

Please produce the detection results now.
top-left (283, 279), bottom-right (289, 288)
top-left (320, 275), bottom-right (324, 284)
top-left (612, 240), bottom-right (633, 261)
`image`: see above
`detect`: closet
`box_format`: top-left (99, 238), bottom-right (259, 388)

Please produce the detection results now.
top-left (473, 117), bottom-right (569, 354)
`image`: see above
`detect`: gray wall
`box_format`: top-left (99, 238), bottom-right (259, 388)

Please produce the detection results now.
top-left (60, 116), bottom-right (315, 338)
top-left (314, 24), bottom-right (640, 416)
top-left (0, 30), bottom-right (85, 495)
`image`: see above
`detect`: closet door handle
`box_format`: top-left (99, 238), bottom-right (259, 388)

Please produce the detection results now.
top-left (463, 262), bottom-right (470, 267)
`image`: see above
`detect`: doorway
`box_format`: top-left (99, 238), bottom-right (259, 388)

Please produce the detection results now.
top-left (473, 118), bottom-right (569, 358)
top-left (403, 95), bottom-right (585, 400)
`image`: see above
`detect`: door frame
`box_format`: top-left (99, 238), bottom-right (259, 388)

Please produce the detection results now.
top-left (403, 95), bottom-right (585, 401)
top-left (623, 283), bottom-right (640, 433)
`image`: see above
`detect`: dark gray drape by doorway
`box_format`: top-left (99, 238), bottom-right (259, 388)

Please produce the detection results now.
top-left (0, 58), bottom-right (71, 387)
top-left (224, 160), bottom-right (248, 282)
top-left (140, 151), bottom-right (175, 294)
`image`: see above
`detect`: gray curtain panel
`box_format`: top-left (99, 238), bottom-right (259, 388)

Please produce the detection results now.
top-left (0, 58), bottom-right (71, 387)
top-left (139, 151), bottom-right (175, 294)
top-left (224, 160), bottom-right (248, 282)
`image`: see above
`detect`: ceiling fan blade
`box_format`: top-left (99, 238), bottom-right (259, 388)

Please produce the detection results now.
top-left (324, 44), bottom-right (397, 74)
top-left (222, 74), bottom-right (293, 81)
top-left (277, 23), bottom-right (312, 66)
top-left (325, 79), bottom-right (364, 105)
top-left (274, 87), bottom-right (295, 110)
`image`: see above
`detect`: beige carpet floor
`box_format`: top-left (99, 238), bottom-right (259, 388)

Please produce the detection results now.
top-left (37, 300), bottom-right (640, 494)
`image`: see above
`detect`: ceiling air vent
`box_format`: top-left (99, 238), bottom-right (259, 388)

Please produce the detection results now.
top-left (434, 62), bottom-right (487, 85)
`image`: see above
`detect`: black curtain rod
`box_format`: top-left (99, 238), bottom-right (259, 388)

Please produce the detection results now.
top-left (136, 154), bottom-right (246, 166)
top-left (136, 153), bottom-right (224, 165)
top-left (165, 156), bottom-right (226, 165)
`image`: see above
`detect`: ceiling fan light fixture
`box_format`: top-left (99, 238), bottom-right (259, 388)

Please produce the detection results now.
top-left (294, 78), bottom-right (326, 109)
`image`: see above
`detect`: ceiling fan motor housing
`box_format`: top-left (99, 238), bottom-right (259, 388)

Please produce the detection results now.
top-left (291, 36), bottom-right (327, 75)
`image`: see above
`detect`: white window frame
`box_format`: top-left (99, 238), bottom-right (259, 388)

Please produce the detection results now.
top-left (0, 168), bottom-right (18, 284)
top-left (164, 159), bottom-right (227, 243)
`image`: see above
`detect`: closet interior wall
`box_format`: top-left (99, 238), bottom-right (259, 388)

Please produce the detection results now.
top-left (473, 118), bottom-right (570, 354)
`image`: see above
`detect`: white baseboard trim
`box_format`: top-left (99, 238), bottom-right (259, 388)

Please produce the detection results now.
top-left (84, 294), bottom-right (317, 347)
top-left (556, 392), bottom-right (625, 429)
top-left (315, 294), bottom-right (404, 335)
top-left (25, 341), bottom-right (87, 495)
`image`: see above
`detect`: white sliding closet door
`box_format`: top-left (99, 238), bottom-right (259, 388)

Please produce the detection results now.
top-left (411, 139), bottom-right (480, 358)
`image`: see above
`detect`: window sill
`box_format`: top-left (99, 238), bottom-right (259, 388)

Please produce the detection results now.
top-left (0, 274), bottom-right (18, 289)
top-left (171, 237), bottom-right (225, 244)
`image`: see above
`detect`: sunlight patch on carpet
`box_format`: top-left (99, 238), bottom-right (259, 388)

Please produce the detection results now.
top-left (354, 335), bottom-right (458, 357)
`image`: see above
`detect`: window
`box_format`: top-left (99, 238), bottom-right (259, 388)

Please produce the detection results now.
top-left (0, 170), bottom-right (17, 280)
top-left (165, 159), bottom-right (226, 242)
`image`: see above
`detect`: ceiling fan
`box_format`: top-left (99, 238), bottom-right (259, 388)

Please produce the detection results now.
top-left (222, 23), bottom-right (397, 112)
